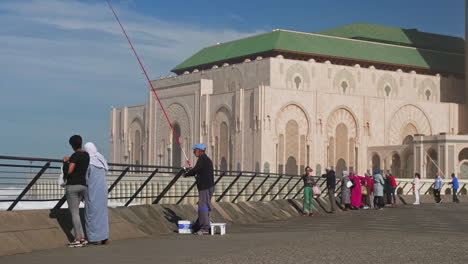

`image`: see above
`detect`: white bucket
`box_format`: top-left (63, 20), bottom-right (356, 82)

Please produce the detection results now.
top-left (178, 220), bottom-right (192, 234)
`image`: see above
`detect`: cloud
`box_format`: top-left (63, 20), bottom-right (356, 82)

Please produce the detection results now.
top-left (0, 0), bottom-right (262, 157)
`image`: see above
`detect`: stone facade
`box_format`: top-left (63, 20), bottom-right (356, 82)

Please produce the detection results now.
top-left (110, 56), bottom-right (468, 178)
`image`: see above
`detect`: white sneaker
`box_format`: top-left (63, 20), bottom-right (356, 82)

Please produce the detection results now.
top-left (413, 203), bottom-right (420, 205)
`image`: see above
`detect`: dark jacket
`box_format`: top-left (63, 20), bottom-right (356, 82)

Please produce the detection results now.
top-left (185, 154), bottom-right (215, 191)
top-left (321, 170), bottom-right (336, 189)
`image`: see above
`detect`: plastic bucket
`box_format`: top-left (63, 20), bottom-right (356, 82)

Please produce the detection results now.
top-left (178, 220), bottom-right (192, 234)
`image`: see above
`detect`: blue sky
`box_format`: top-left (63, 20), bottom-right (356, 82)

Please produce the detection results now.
top-left (0, 0), bottom-right (464, 159)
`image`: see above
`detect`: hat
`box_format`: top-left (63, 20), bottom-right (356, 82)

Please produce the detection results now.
top-left (325, 166), bottom-right (332, 171)
top-left (192, 143), bottom-right (207, 151)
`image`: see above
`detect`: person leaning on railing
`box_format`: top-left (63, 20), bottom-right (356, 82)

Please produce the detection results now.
top-left (63, 135), bottom-right (90, 248)
top-left (321, 166), bottom-right (336, 213)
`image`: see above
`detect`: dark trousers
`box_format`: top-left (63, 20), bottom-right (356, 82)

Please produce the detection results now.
top-left (374, 196), bottom-right (384, 209)
top-left (193, 186), bottom-right (215, 232)
top-left (390, 187), bottom-right (396, 204)
top-left (328, 188), bottom-right (335, 212)
top-left (453, 189), bottom-right (460, 203)
top-left (434, 189), bottom-right (441, 203)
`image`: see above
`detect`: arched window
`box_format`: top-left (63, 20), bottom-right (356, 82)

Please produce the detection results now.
top-left (219, 121), bottom-right (229, 170)
top-left (134, 130), bottom-right (141, 165)
top-left (294, 76), bottom-right (302, 89)
top-left (171, 124), bottom-right (181, 167)
top-left (384, 85), bottom-right (391, 97)
top-left (425, 90), bottom-right (432, 100)
top-left (263, 162), bottom-right (270, 173)
top-left (341, 81), bottom-right (348, 93)
top-left (372, 154), bottom-right (381, 171)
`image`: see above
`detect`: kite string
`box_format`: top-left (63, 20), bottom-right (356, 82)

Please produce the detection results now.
top-left (106, 0), bottom-right (191, 167)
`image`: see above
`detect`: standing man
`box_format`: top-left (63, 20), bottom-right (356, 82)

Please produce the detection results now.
top-left (321, 166), bottom-right (336, 213)
top-left (433, 172), bottom-right (443, 204)
top-left (449, 173), bottom-right (460, 203)
top-left (184, 143), bottom-right (215, 235)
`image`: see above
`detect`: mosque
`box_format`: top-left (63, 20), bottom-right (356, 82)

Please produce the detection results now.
top-left (110, 21), bottom-right (468, 179)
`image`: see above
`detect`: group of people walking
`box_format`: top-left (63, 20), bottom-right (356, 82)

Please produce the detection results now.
top-left (62, 135), bottom-right (109, 247)
top-left (301, 166), bottom-right (462, 215)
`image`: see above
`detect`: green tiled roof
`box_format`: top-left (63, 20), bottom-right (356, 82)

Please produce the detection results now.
top-left (172, 23), bottom-right (464, 75)
top-left (319, 23), bottom-right (464, 54)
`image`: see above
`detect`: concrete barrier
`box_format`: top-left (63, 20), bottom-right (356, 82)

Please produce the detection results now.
top-left (1, 195), bottom-right (466, 256)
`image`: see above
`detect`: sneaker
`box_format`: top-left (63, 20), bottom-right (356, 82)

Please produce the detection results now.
top-left (67, 240), bottom-right (84, 248)
top-left (301, 213), bottom-right (307, 216)
top-left (308, 213), bottom-right (314, 217)
top-left (413, 203), bottom-right (420, 205)
top-left (193, 230), bottom-right (209, 236)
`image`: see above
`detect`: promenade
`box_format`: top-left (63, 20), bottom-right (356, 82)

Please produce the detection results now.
top-left (2, 202), bottom-right (467, 264)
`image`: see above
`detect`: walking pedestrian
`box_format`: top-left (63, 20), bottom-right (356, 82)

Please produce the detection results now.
top-left (83, 142), bottom-right (109, 245)
top-left (433, 172), bottom-right (443, 204)
top-left (349, 172), bottom-right (364, 209)
top-left (63, 135), bottom-right (89, 247)
top-left (412, 173), bottom-right (421, 205)
top-left (449, 173), bottom-right (460, 203)
top-left (321, 167), bottom-right (336, 213)
top-left (184, 143), bottom-right (215, 235)
top-left (388, 173), bottom-right (397, 205)
top-left (384, 173), bottom-right (392, 205)
top-left (373, 169), bottom-right (385, 210)
top-left (364, 173), bottom-right (375, 209)
top-left (301, 166), bottom-right (315, 216)
top-left (341, 171), bottom-right (351, 211)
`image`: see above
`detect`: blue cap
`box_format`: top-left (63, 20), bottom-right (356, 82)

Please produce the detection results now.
top-left (192, 143), bottom-right (207, 151)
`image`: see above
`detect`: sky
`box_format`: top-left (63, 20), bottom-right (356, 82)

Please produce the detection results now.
top-left (0, 0), bottom-right (465, 159)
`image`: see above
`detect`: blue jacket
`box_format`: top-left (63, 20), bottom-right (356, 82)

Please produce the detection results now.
top-left (434, 176), bottom-right (443, 189)
top-left (451, 177), bottom-right (459, 189)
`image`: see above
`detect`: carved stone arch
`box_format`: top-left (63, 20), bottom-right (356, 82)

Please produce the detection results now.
top-left (377, 73), bottom-right (398, 98)
top-left (156, 103), bottom-right (192, 163)
top-left (275, 104), bottom-right (310, 138)
top-left (333, 68), bottom-right (356, 94)
top-left (418, 78), bottom-right (438, 101)
top-left (212, 105), bottom-right (235, 170)
top-left (285, 63), bottom-right (310, 90)
top-left (224, 67), bottom-right (243, 92)
top-left (326, 107), bottom-right (358, 139)
top-left (128, 116), bottom-right (144, 164)
top-left (388, 104), bottom-right (432, 145)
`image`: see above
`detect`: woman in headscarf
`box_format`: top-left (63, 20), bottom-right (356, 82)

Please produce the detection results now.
top-left (373, 169), bottom-right (385, 210)
top-left (340, 171), bottom-right (351, 211)
top-left (349, 172), bottom-right (365, 209)
top-left (412, 173), bottom-right (421, 205)
top-left (84, 142), bottom-right (109, 245)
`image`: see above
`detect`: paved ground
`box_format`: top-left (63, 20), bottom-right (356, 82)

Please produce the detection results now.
top-left (2, 203), bottom-right (468, 264)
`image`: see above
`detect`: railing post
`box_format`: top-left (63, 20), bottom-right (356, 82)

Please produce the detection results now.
top-left (176, 182), bottom-right (197, 205)
top-left (152, 169), bottom-right (185, 204)
top-left (177, 172), bottom-right (226, 205)
top-left (271, 176), bottom-right (294, 201)
top-left (292, 185), bottom-right (305, 199)
top-left (283, 177), bottom-right (303, 199)
top-left (8, 162), bottom-right (50, 211)
top-left (125, 168), bottom-right (158, 207)
top-left (260, 175), bottom-right (283, 201)
top-left (247, 175), bottom-right (270, 201)
top-left (232, 173), bottom-right (256, 203)
top-left (214, 171), bottom-right (227, 185)
top-left (216, 172), bottom-right (242, 202)
top-left (108, 166), bottom-right (130, 193)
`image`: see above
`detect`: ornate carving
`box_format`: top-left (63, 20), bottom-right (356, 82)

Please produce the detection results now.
top-left (276, 104), bottom-right (310, 138)
top-left (377, 73), bottom-right (398, 98)
top-left (388, 104), bottom-right (432, 145)
top-left (326, 108), bottom-right (358, 138)
top-left (333, 69), bottom-right (356, 94)
top-left (285, 63), bottom-right (310, 90)
top-left (418, 78), bottom-right (438, 101)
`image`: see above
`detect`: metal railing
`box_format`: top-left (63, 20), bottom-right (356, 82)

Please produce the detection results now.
top-left (3, 155), bottom-right (464, 211)
top-left (0, 155), bottom-right (326, 211)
